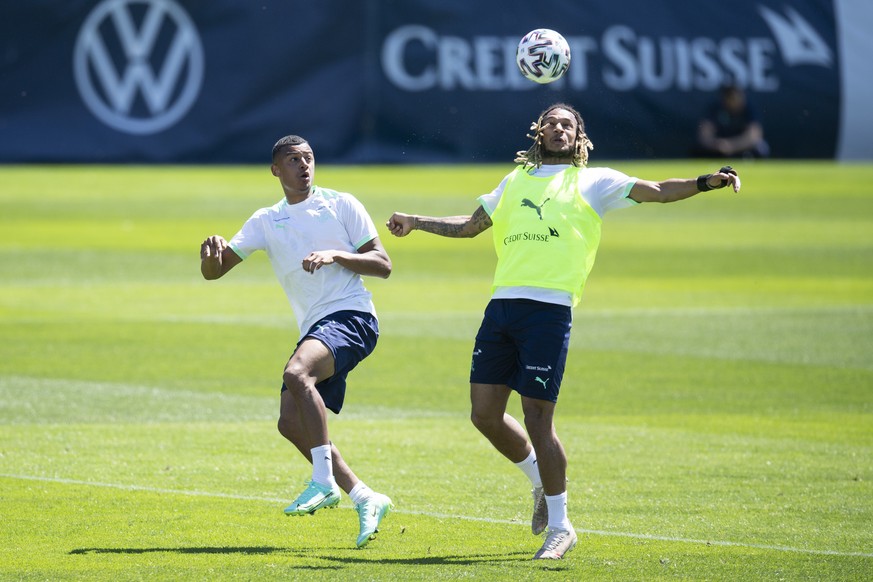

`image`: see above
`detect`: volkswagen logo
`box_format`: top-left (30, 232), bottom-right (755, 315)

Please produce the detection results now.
top-left (73, 0), bottom-right (204, 135)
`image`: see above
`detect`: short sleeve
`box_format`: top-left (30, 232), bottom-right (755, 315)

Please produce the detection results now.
top-left (228, 210), bottom-right (267, 259)
top-left (585, 167), bottom-right (638, 215)
top-left (338, 194), bottom-right (379, 249)
top-left (477, 173), bottom-right (512, 216)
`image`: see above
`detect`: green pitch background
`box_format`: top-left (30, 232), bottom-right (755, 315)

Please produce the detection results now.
top-left (1, 161), bottom-right (871, 580)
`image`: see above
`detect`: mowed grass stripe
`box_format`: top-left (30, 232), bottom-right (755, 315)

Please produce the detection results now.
top-left (2, 473), bottom-right (871, 559)
top-left (0, 375), bottom-right (458, 424)
top-left (5, 299), bottom-right (870, 372)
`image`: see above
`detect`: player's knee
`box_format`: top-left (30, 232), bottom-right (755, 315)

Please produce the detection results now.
top-left (522, 406), bottom-right (555, 435)
top-left (470, 408), bottom-right (498, 434)
top-left (282, 365), bottom-right (312, 394)
top-left (522, 397), bottom-right (554, 420)
top-left (523, 412), bottom-right (549, 432)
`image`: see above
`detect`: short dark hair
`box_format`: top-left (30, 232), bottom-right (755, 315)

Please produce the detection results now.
top-left (271, 135), bottom-right (309, 161)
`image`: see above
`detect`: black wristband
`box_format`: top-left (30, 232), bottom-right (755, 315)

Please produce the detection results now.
top-left (697, 174), bottom-right (714, 192)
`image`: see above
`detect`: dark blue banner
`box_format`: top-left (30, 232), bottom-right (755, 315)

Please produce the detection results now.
top-left (0, 0), bottom-right (868, 163)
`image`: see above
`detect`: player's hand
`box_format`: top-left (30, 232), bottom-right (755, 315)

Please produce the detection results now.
top-left (715, 165), bottom-right (741, 193)
top-left (704, 165), bottom-right (741, 193)
top-left (386, 213), bottom-right (415, 237)
top-left (201, 235), bottom-right (227, 262)
top-left (302, 250), bottom-right (336, 274)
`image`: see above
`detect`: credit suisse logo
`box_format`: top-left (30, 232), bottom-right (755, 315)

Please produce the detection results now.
top-left (381, 5), bottom-right (834, 92)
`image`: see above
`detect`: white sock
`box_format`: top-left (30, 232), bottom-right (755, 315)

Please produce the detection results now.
top-left (310, 444), bottom-right (335, 487)
top-left (546, 491), bottom-right (572, 531)
top-left (514, 449), bottom-right (543, 489)
top-left (348, 481), bottom-right (374, 505)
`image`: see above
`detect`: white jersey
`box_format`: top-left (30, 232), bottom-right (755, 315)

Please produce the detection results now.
top-left (478, 164), bottom-right (638, 306)
top-left (228, 187), bottom-right (379, 334)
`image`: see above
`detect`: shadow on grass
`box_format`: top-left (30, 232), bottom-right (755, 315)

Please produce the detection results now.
top-left (314, 551), bottom-right (534, 566)
top-left (70, 547), bottom-right (284, 555)
top-left (68, 546), bottom-right (542, 567)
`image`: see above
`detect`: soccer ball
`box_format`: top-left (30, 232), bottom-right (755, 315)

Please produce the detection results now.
top-left (516, 29), bottom-right (571, 84)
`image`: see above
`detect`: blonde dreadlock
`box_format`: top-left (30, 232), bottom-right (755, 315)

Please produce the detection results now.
top-left (514, 103), bottom-right (594, 170)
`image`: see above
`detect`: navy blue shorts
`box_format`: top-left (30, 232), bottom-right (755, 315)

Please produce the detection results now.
top-left (470, 299), bottom-right (572, 403)
top-left (281, 310), bottom-right (379, 414)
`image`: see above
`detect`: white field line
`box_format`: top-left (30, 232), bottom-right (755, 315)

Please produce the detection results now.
top-left (2, 473), bottom-right (870, 559)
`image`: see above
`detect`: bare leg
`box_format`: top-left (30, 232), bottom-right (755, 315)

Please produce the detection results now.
top-left (470, 383), bottom-right (533, 463)
top-left (278, 390), bottom-right (360, 493)
top-left (278, 339), bottom-right (360, 494)
top-left (521, 396), bottom-right (566, 495)
top-left (281, 339), bottom-right (333, 447)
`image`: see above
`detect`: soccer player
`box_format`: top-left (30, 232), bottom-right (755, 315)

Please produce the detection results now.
top-left (386, 103), bottom-right (741, 560)
top-left (200, 135), bottom-right (394, 548)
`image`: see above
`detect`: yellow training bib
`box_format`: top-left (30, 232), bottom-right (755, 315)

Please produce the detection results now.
top-left (490, 166), bottom-right (603, 306)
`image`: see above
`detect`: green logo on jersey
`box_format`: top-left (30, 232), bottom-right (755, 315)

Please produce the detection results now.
top-left (521, 197), bottom-right (550, 220)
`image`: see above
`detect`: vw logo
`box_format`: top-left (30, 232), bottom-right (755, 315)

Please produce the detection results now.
top-left (73, 0), bottom-right (204, 135)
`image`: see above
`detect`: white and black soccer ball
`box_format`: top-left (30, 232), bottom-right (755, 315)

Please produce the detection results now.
top-left (516, 29), bottom-right (571, 84)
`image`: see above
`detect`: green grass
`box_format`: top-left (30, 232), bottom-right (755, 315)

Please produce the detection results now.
top-left (1, 161), bottom-right (871, 580)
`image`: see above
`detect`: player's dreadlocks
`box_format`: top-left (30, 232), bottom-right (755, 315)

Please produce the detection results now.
top-left (514, 103), bottom-right (594, 170)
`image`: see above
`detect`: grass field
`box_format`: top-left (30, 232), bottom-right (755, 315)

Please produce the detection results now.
top-left (1, 161), bottom-right (871, 580)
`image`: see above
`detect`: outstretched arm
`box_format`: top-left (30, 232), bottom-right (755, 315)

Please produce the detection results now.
top-left (629, 166), bottom-right (741, 203)
top-left (386, 205), bottom-right (493, 238)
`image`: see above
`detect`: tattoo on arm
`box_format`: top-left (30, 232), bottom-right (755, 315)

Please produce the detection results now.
top-left (416, 206), bottom-right (492, 238)
top-left (470, 206), bottom-right (493, 234)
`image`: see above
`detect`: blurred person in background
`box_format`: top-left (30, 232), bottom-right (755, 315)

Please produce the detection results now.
top-left (695, 83), bottom-right (769, 159)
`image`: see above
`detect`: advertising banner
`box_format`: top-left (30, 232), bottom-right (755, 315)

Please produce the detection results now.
top-left (0, 0), bottom-right (869, 163)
